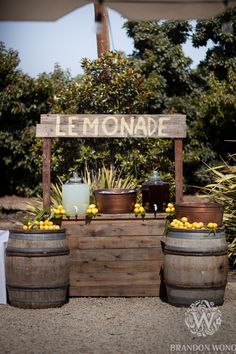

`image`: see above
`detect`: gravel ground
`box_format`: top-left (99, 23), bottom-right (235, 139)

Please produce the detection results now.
top-left (0, 283), bottom-right (236, 354)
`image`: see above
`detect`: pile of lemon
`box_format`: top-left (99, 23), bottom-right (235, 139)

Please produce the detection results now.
top-left (52, 205), bottom-right (66, 216)
top-left (170, 217), bottom-right (218, 230)
top-left (23, 220), bottom-right (60, 231)
top-left (165, 203), bottom-right (175, 213)
top-left (86, 204), bottom-right (99, 218)
top-left (134, 203), bottom-right (146, 215)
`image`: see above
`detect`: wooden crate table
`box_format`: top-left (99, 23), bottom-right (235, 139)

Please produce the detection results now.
top-left (62, 213), bottom-right (165, 297)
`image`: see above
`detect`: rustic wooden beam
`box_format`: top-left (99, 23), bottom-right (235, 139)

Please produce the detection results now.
top-left (174, 138), bottom-right (183, 204)
top-left (42, 138), bottom-right (51, 209)
top-left (36, 114), bottom-right (187, 138)
top-left (94, 3), bottom-right (110, 57)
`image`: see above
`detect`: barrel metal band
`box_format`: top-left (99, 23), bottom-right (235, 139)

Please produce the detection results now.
top-left (164, 249), bottom-right (228, 256)
top-left (6, 248), bottom-right (69, 257)
top-left (9, 232), bottom-right (66, 240)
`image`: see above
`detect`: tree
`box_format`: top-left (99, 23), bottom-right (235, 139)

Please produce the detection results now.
top-left (124, 20), bottom-right (194, 106)
top-left (192, 7), bottom-right (236, 80)
top-left (0, 42), bottom-right (52, 196)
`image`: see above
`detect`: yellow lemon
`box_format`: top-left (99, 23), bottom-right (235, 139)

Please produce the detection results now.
top-left (89, 204), bottom-right (96, 208)
top-left (165, 207), bottom-right (171, 213)
top-left (170, 221), bottom-right (178, 228)
top-left (134, 207), bottom-right (140, 213)
top-left (91, 208), bottom-right (98, 215)
top-left (168, 203), bottom-right (174, 208)
top-left (139, 206), bottom-right (145, 213)
top-left (23, 225), bottom-right (28, 230)
top-left (181, 217), bottom-right (188, 223)
top-left (135, 203), bottom-right (141, 209)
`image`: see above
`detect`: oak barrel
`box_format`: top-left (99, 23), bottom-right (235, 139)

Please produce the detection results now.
top-left (6, 229), bottom-right (69, 309)
top-left (164, 227), bottom-right (228, 306)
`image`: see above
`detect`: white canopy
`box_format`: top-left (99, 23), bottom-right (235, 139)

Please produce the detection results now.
top-left (0, 0), bottom-right (235, 21)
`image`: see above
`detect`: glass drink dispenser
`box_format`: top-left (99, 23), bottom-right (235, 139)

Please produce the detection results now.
top-left (62, 172), bottom-right (90, 216)
top-left (141, 171), bottom-right (170, 213)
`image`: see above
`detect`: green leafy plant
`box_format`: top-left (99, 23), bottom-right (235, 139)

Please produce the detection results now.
top-left (200, 155), bottom-right (236, 263)
top-left (82, 164), bottom-right (138, 191)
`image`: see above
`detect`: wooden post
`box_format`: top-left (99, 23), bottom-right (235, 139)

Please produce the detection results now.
top-left (174, 139), bottom-right (183, 204)
top-left (42, 138), bottom-right (51, 209)
top-left (94, 3), bottom-right (110, 56)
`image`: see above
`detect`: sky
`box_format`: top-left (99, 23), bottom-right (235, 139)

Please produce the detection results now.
top-left (0, 4), bottom-right (209, 78)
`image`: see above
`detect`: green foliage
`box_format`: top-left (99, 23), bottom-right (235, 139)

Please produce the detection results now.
top-left (124, 20), bottom-right (193, 101)
top-left (200, 155), bottom-right (236, 262)
top-left (193, 7), bottom-right (236, 80)
top-left (0, 42), bottom-right (50, 196)
top-left (82, 165), bottom-right (138, 191)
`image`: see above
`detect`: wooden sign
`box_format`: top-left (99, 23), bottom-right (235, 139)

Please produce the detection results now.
top-left (36, 114), bottom-right (186, 138)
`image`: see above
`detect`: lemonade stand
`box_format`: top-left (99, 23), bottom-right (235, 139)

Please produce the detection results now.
top-left (35, 113), bottom-right (186, 297)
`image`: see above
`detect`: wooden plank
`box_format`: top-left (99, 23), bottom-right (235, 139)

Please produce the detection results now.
top-left (70, 271), bottom-right (159, 284)
top-left (68, 235), bottom-right (162, 250)
top-left (70, 260), bottom-right (162, 273)
top-left (42, 138), bottom-right (51, 209)
top-left (70, 277), bottom-right (160, 287)
top-left (36, 114), bottom-right (186, 138)
top-left (63, 212), bottom-right (165, 220)
top-left (174, 138), bottom-right (184, 203)
top-left (69, 284), bottom-right (160, 297)
top-left (65, 221), bottom-right (166, 237)
top-left (69, 248), bottom-right (161, 262)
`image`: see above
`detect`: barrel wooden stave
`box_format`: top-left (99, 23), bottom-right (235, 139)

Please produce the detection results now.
top-left (6, 229), bottom-right (69, 309)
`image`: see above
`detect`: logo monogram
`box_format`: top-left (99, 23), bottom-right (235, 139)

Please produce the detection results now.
top-left (185, 300), bottom-right (222, 337)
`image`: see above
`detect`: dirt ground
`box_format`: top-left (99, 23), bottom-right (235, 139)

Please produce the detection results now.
top-left (0, 283), bottom-right (236, 354)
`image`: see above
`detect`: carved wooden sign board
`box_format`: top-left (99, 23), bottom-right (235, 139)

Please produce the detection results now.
top-left (36, 114), bottom-right (187, 138)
